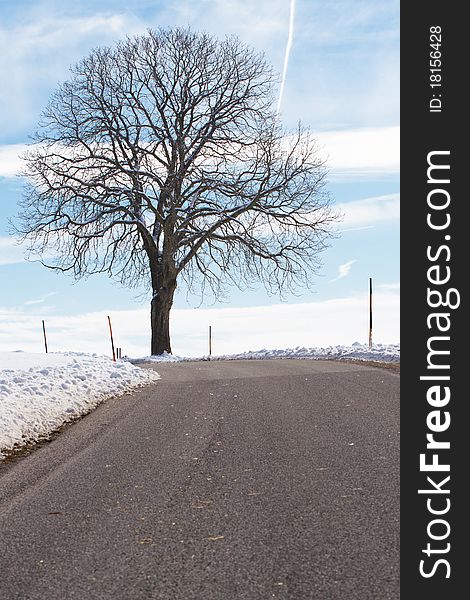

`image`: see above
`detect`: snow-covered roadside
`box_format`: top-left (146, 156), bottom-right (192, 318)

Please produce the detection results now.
top-left (0, 352), bottom-right (159, 458)
top-left (0, 343), bottom-right (399, 459)
top-left (214, 342), bottom-right (401, 362)
top-left (130, 342), bottom-right (400, 364)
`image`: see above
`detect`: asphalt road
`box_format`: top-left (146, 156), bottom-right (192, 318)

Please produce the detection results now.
top-left (0, 360), bottom-right (399, 599)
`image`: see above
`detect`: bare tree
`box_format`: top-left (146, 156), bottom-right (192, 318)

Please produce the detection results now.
top-left (16, 28), bottom-right (338, 355)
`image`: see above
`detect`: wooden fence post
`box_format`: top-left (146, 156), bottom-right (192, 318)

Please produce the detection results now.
top-left (42, 320), bottom-right (48, 354)
top-left (107, 315), bottom-right (116, 361)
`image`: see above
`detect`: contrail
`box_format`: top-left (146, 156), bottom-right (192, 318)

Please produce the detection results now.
top-left (276, 0), bottom-right (296, 117)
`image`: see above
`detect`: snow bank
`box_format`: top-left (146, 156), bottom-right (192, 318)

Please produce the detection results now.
top-left (0, 352), bottom-right (159, 458)
top-left (211, 343), bottom-right (400, 362)
top-left (132, 343), bottom-right (400, 364)
top-left (130, 351), bottom-right (190, 364)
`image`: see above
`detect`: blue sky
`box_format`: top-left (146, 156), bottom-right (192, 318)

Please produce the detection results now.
top-left (0, 0), bottom-right (399, 356)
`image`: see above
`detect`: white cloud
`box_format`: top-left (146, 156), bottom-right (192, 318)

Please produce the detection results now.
top-left (13, 14), bottom-right (144, 51)
top-left (329, 259), bottom-right (357, 283)
top-left (0, 13), bottom-right (145, 58)
top-left (1, 126), bottom-right (400, 180)
top-left (0, 14), bottom-right (146, 137)
top-left (318, 126), bottom-right (399, 176)
top-left (0, 290), bottom-right (399, 358)
top-left (24, 292), bottom-right (56, 306)
top-left (296, 1), bottom-right (399, 47)
top-left (169, 0), bottom-right (287, 50)
top-left (0, 237), bottom-right (27, 266)
top-left (0, 145), bottom-right (26, 178)
top-left (337, 194), bottom-right (399, 229)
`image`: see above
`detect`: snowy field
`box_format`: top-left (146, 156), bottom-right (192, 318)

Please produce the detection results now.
top-left (0, 343), bottom-right (399, 458)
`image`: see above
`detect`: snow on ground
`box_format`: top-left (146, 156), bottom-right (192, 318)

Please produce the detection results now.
top-left (130, 342), bottom-right (400, 364)
top-left (212, 342), bottom-right (401, 362)
top-left (1, 343), bottom-right (398, 459)
top-left (0, 352), bottom-right (160, 458)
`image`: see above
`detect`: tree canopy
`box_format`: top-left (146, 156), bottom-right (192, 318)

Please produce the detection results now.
top-left (16, 27), bottom-right (339, 354)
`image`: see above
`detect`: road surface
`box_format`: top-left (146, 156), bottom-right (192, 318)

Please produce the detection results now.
top-left (0, 360), bottom-right (399, 599)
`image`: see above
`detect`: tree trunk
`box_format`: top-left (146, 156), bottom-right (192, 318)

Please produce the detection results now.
top-left (150, 278), bottom-right (177, 355)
